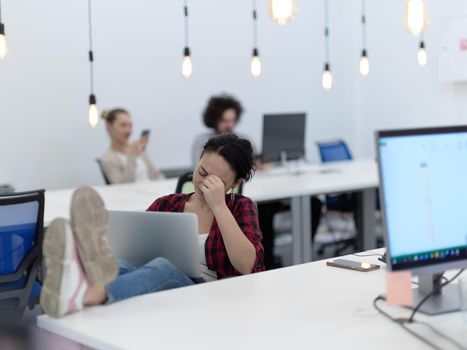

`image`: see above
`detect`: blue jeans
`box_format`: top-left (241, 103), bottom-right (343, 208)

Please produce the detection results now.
top-left (105, 257), bottom-right (194, 304)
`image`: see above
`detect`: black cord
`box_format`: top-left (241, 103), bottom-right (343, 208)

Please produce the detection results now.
top-left (361, 0), bottom-right (366, 51)
top-left (252, 0), bottom-right (258, 50)
top-left (87, 0), bottom-right (95, 95)
top-left (183, 0), bottom-right (189, 48)
top-left (408, 269), bottom-right (465, 323)
top-left (373, 296), bottom-right (443, 350)
top-left (416, 321), bottom-right (467, 350)
top-left (324, 0), bottom-right (330, 63)
top-left (374, 296), bottom-right (467, 350)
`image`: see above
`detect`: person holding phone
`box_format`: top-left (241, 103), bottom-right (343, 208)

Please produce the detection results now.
top-left (99, 108), bottom-right (164, 184)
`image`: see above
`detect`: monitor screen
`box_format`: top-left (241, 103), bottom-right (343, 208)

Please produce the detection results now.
top-left (378, 127), bottom-right (467, 271)
top-left (261, 113), bottom-right (306, 163)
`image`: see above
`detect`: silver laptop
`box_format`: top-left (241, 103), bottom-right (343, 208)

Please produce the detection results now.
top-left (107, 210), bottom-right (201, 278)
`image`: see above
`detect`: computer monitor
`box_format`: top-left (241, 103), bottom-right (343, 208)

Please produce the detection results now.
top-left (261, 113), bottom-right (306, 163)
top-left (377, 125), bottom-right (467, 315)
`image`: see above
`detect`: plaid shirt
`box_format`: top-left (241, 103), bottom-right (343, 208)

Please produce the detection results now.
top-left (147, 193), bottom-right (265, 279)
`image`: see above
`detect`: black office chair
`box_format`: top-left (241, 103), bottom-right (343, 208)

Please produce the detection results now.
top-left (0, 189), bottom-right (45, 320)
top-left (175, 171), bottom-right (243, 194)
top-left (96, 159), bottom-right (112, 185)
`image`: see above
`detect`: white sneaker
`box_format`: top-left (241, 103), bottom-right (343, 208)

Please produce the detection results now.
top-left (70, 186), bottom-right (117, 285)
top-left (40, 218), bottom-right (89, 318)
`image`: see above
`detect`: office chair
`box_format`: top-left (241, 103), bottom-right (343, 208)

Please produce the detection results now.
top-left (316, 140), bottom-right (358, 256)
top-left (175, 171), bottom-right (243, 194)
top-left (96, 159), bottom-right (112, 185)
top-left (0, 189), bottom-right (45, 320)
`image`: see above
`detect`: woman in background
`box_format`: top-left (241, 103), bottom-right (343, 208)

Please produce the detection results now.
top-left (100, 108), bottom-right (164, 184)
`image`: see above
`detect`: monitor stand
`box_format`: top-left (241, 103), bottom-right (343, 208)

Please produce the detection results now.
top-left (411, 274), bottom-right (461, 315)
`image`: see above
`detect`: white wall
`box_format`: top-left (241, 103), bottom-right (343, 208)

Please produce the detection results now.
top-left (349, 0), bottom-right (467, 158)
top-left (2, 0), bottom-right (465, 191)
top-left (0, 0), bottom-right (353, 190)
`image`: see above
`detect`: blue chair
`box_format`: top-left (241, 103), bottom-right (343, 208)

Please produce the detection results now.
top-left (316, 140), bottom-right (357, 255)
top-left (317, 140), bottom-right (355, 211)
top-left (0, 189), bottom-right (45, 320)
top-left (318, 140), bottom-right (352, 162)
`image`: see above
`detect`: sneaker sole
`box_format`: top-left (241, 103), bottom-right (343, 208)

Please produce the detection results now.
top-left (40, 218), bottom-right (73, 318)
top-left (70, 187), bottom-right (117, 285)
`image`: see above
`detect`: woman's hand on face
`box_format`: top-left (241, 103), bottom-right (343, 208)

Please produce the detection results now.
top-left (128, 139), bottom-right (146, 156)
top-left (200, 175), bottom-right (227, 214)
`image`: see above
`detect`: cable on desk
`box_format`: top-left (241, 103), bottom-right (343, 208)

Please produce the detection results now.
top-left (408, 269), bottom-right (465, 323)
top-left (352, 252), bottom-right (386, 264)
top-left (352, 253), bottom-right (383, 258)
top-left (373, 294), bottom-right (467, 350)
top-left (373, 296), bottom-right (444, 350)
top-left (415, 321), bottom-right (467, 350)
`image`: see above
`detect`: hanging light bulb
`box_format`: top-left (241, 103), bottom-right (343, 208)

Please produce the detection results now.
top-left (251, 48), bottom-right (261, 77)
top-left (417, 40), bottom-right (427, 66)
top-left (359, 0), bottom-right (369, 76)
top-left (0, 23), bottom-right (6, 60)
top-left (403, 0), bottom-right (429, 37)
top-left (88, 94), bottom-right (98, 128)
top-left (322, 63), bottom-right (333, 90)
top-left (181, 1), bottom-right (192, 78)
top-left (269, 0), bottom-right (296, 25)
top-left (250, 1), bottom-right (261, 77)
top-left (360, 50), bottom-right (370, 76)
top-left (182, 47), bottom-right (192, 78)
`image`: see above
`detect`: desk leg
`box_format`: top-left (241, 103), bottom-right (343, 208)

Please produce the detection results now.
top-left (362, 188), bottom-right (377, 250)
top-left (291, 195), bottom-right (312, 264)
top-left (291, 196), bottom-right (302, 265)
top-left (301, 195), bottom-right (312, 262)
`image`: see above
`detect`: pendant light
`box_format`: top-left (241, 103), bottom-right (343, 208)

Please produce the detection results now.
top-left (403, 0), bottom-right (429, 37)
top-left (182, 0), bottom-right (192, 78)
top-left (251, 0), bottom-right (261, 77)
top-left (0, 0), bottom-right (7, 60)
top-left (269, 0), bottom-right (296, 26)
top-left (417, 36), bottom-right (427, 66)
top-left (87, 0), bottom-right (98, 128)
top-left (322, 0), bottom-right (332, 90)
top-left (359, 0), bottom-right (370, 76)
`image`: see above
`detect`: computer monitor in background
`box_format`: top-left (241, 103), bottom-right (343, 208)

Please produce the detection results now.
top-left (261, 113), bottom-right (306, 163)
top-left (377, 126), bottom-right (467, 315)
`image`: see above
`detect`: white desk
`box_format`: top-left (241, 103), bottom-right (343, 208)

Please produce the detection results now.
top-left (44, 159), bottom-right (379, 264)
top-left (37, 250), bottom-right (467, 350)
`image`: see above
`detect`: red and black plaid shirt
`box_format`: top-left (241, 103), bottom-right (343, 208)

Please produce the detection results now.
top-left (146, 193), bottom-right (265, 279)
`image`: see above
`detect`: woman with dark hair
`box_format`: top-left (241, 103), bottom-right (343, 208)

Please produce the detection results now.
top-left (100, 108), bottom-right (164, 184)
top-left (191, 95), bottom-right (322, 270)
top-left (40, 134), bottom-right (265, 318)
top-left (191, 94), bottom-right (250, 166)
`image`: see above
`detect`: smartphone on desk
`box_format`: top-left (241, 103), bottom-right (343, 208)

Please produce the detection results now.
top-left (326, 259), bottom-right (380, 272)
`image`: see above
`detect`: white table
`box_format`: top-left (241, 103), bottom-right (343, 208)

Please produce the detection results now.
top-left (44, 159), bottom-right (379, 264)
top-left (37, 250), bottom-right (467, 350)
